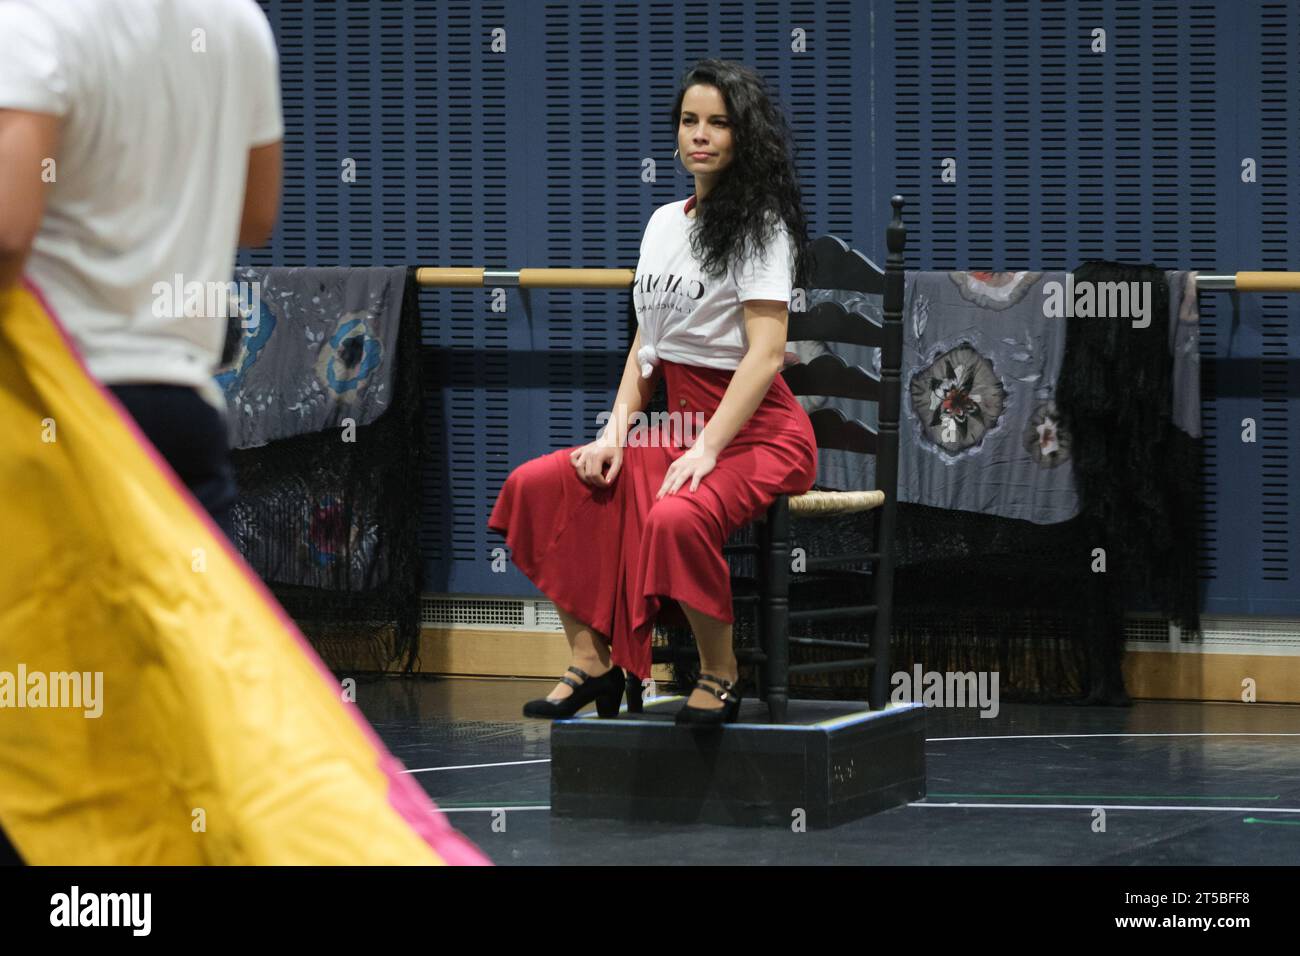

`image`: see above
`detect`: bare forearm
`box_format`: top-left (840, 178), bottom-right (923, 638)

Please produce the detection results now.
top-left (601, 332), bottom-right (658, 445)
top-left (696, 349), bottom-right (784, 455)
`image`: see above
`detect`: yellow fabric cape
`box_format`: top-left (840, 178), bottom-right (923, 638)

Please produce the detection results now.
top-left (0, 281), bottom-right (490, 865)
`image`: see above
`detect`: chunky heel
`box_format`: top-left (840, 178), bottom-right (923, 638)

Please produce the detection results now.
top-left (625, 673), bottom-right (644, 714)
top-left (595, 681), bottom-right (624, 719)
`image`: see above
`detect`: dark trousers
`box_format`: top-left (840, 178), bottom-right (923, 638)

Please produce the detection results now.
top-left (108, 384), bottom-right (239, 542)
top-left (0, 384), bottom-right (238, 865)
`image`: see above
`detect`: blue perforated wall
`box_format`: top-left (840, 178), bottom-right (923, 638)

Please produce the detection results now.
top-left (242, 0), bottom-right (1297, 616)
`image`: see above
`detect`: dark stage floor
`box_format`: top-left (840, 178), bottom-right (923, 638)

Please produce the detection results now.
top-left (355, 676), bottom-right (1300, 865)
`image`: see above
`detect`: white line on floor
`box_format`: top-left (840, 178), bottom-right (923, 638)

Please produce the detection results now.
top-left (436, 806), bottom-right (551, 812)
top-left (401, 758), bottom-right (552, 774)
top-left (911, 802), bottom-right (1300, 813)
top-left (926, 732), bottom-right (1300, 742)
top-left (430, 802), bottom-right (1300, 816)
top-left (398, 733), bottom-right (1300, 774)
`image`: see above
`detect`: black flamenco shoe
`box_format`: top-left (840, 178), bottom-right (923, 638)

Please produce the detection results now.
top-left (523, 665), bottom-right (625, 719)
top-left (675, 673), bottom-right (743, 727)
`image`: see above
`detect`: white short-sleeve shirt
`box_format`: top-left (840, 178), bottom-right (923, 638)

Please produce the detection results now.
top-left (0, 0), bottom-right (283, 411)
top-left (632, 195), bottom-right (795, 379)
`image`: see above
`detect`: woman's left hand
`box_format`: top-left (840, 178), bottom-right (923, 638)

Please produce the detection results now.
top-left (657, 442), bottom-right (718, 498)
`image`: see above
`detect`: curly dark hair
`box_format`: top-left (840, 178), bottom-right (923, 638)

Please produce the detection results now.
top-left (669, 59), bottom-right (813, 294)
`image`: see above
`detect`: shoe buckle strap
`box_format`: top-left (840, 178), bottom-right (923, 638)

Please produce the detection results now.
top-left (695, 675), bottom-right (735, 702)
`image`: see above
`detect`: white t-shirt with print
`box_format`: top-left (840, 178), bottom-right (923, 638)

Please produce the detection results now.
top-left (632, 197), bottom-right (795, 379)
top-left (0, 0), bottom-right (283, 412)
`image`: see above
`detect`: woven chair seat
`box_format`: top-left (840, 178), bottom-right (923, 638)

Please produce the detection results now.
top-left (787, 488), bottom-right (886, 516)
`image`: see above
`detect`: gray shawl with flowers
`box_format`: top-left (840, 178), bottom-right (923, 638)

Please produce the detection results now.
top-left (793, 270), bottom-right (1201, 525)
top-left (217, 266), bottom-right (407, 450)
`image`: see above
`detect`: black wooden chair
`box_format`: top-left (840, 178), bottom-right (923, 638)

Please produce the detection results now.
top-left (627, 196), bottom-right (907, 723)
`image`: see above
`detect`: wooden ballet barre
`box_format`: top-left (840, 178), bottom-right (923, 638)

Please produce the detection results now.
top-left (417, 267), bottom-right (1300, 293)
top-left (1197, 272), bottom-right (1300, 292)
top-left (416, 267), bottom-right (635, 289)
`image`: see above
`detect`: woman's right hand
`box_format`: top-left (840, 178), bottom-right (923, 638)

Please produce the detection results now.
top-left (570, 435), bottom-right (623, 487)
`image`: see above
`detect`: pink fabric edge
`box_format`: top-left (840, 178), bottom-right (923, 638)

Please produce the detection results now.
top-left (20, 277), bottom-right (491, 866)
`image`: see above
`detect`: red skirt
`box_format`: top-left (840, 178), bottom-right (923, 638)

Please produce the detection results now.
top-left (487, 359), bottom-right (818, 681)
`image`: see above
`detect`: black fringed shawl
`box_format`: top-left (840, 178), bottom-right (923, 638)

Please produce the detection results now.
top-left (1055, 262), bottom-right (1204, 647)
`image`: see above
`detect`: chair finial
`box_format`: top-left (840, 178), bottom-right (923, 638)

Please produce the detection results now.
top-left (887, 196), bottom-right (906, 255)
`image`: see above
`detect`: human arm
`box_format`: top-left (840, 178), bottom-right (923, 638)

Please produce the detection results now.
top-left (238, 140), bottom-right (282, 247)
top-left (238, 4), bottom-right (283, 247)
top-left (571, 326), bottom-right (661, 486)
top-left (693, 299), bottom-right (787, 455)
top-left (656, 299), bottom-right (787, 497)
top-left (0, 109), bottom-right (59, 291)
top-left (599, 325), bottom-right (660, 447)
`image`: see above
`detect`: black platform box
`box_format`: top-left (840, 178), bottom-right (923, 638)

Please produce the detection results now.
top-left (550, 697), bottom-right (926, 828)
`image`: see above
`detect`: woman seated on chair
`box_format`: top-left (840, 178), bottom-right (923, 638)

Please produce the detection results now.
top-left (488, 57), bottom-right (817, 727)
